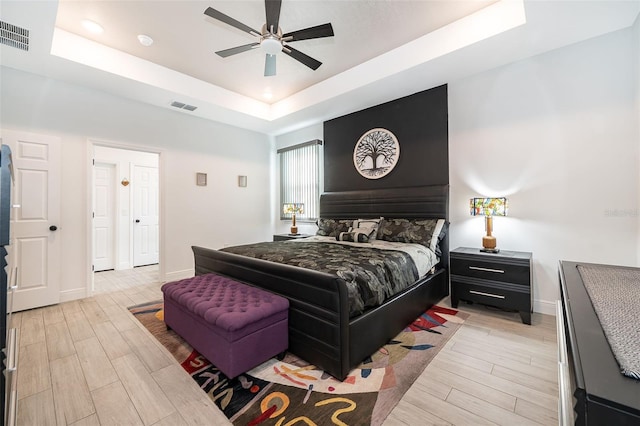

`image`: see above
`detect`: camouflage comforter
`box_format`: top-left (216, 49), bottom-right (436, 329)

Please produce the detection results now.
top-left (221, 240), bottom-right (421, 317)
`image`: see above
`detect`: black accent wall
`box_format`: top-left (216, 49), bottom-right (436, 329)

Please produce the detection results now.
top-left (323, 84), bottom-right (448, 192)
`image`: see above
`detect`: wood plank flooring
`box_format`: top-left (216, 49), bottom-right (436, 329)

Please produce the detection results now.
top-left (15, 269), bottom-right (558, 425)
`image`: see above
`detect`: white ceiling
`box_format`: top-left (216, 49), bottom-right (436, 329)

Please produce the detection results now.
top-left (55, 0), bottom-right (495, 103)
top-left (1, 1), bottom-right (639, 135)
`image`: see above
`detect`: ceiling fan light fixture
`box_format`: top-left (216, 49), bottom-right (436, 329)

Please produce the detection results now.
top-left (261, 37), bottom-right (281, 55)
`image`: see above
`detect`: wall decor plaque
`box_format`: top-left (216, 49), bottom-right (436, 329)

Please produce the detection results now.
top-left (353, 128), bottom-right (400, 179)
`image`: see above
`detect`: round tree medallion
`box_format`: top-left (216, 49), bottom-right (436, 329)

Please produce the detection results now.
top-left (353, 128), bottom-right (400, 179)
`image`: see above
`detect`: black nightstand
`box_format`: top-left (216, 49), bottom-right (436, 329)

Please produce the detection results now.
top-left (450, 247), bottom-right (533, 324)
top-left (273, 234), bottom-right (312, 241)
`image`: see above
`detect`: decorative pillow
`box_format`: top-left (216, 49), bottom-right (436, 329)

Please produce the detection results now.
top-left (316, 218), bottom-right (353, 237)
top-left (351, 218), bottom-right (383, 241)
top-left (377, 218), bottom-right (446, 253)
top-left (336, 231), bottom-right (370, 243)
top-left (430, 219), bottom-right (447, 256)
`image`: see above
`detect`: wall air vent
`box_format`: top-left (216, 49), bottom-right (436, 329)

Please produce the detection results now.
top-left (170, 101), bottom-right (197, 112)
top-left (0, 20), bottom-right (29, 51)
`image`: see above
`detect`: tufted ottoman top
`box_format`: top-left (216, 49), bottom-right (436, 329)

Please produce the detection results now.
top-left (161, 273), bottom-right (289, 335)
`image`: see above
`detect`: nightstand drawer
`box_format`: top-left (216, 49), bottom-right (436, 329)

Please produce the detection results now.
top-left (451, 257), bottom-right (530, 286)
top-left (452, 278), bottom-right (530, 312)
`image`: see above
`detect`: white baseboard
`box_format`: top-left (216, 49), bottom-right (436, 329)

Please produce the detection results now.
top-left (60, 287), bottom-right (88, 303)
top-left (164, 269), bottom-right (193, 283)
top-left (534, 298), bottom-right (557, 316)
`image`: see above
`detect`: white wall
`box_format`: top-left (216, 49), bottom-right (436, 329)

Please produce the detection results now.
top-left (274, 123), bottom-right (323, 236)
top-left (449, 26), bottom-right (638, 314)
top-left (0, 67), bottom-right (272, 300)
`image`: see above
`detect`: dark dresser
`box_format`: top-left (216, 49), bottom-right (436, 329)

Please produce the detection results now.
top-left (450, 247), bottom-right (532, 324)
top-left (0, 144), bottom-right (16, 425)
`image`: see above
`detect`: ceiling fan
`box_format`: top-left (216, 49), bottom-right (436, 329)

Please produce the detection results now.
top-left (204, 0), bottom-right (334, 77)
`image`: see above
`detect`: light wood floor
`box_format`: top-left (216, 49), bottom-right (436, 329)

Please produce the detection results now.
top-left (15, 274), bottom-right (558, 425)
top-left (93, 265), bottom-right (159, 294)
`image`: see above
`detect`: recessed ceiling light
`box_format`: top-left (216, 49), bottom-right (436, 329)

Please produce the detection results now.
top-left (263, 91), bottom-right (273, 100)
top-left (137, 34), bottom-right (153, 47)
top-left (81, 19), bottom-right (104, 34)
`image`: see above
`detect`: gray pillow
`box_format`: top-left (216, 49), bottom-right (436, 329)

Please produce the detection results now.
top-left (377, 218), bottom-right (441, 249)
top-left (316, 218), bottom-right (353, 237)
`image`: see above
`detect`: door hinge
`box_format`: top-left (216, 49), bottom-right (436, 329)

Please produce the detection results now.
top-left (92, 212), bottom-right (95, 218)
top-left (92, 158), bottom-right (95, 166)
top-left (92, 265), bottom-right (95, 272)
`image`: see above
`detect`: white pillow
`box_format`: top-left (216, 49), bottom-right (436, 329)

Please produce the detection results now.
top-left (430, 219), bottom-right (446, 254)
top-left (351, 217), bottom-right (383, 241)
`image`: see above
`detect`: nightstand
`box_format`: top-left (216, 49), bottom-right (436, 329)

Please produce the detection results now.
top-left (450, 247), bottom-right (533, 324)
top-left (273, 234), bottom-right (312, 241)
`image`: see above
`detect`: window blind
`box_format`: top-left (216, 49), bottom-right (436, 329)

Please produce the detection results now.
top-left (279, 140), bottom-right (322, 221)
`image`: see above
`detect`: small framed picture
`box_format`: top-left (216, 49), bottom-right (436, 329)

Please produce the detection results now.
top-left (196, 172), bottom-right (207, 186)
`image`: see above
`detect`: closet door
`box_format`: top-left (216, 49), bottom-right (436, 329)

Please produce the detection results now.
top-left (2, 130), bottom-right (61, 311)
top-left (132, 164), bottom-right (158, 267)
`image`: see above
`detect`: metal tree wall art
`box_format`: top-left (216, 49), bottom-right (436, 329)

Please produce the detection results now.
top-left (353, 128), bottom-right (400, 179)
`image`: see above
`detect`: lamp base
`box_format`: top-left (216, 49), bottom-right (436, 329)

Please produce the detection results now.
top-left (482, 234), bottom-right (497, 252)
top-left (480, 248), bottom-right (500, 253)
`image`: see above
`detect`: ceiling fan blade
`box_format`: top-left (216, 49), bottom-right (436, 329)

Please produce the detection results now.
top-left (283, 46), bottom-right (322, 70)
top-left (216, 43), bottom-right (260, 58)
top-left (264, 54), bottom-right (277, 77)
top-left (265, 0), bottom-right (282, 34)
top-left (204, 7), bottom-right (260, 36)
top-left (283, 23), bottom-right (334, 42)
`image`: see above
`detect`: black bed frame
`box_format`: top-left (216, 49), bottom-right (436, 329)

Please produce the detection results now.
top-left (558, 261), bottom-right (640, 425)
top-left (192, 184), bottom-right (449, 381)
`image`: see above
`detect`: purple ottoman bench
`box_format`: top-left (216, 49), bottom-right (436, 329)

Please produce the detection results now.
top-left (161, 273), bottom-right (289, 378)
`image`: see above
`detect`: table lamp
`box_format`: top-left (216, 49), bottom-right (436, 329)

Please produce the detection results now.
top-left (283, 203), bottom-right (304, 235)
top-left (470, 197), bottom-right (508, 253)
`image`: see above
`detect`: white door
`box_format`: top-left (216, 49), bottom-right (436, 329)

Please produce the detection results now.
top-left (133, 165), bottom-right (158, 267)
top-left (93, 162), bottom-right (115, 272)
top-left (2, 130), bottom-right (61, 311)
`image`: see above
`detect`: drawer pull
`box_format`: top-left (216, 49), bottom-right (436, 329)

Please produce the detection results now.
top-left (469, 290), bottom-right (505, 299)
top-left (469, 266), bottom-right (505, 274)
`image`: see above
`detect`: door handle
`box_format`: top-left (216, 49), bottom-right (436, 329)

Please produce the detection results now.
top-left (135, 219), bottom-right (140, 223)
top-left (49, 225), bottom-right (58, 231)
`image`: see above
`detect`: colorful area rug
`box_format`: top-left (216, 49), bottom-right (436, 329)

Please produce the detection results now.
top-left (129, 302), bottom-right (468, 425)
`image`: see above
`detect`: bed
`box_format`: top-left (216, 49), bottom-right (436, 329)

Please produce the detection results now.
top-left (192, 184), bottom-right (449, 381)
top-left (558, 260), bottom-right (640, 425)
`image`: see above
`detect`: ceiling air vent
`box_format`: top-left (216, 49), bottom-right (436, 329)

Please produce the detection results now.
top-left (170, 101), bottom-right (197, 112)
top-left (0, 20), bottom-right (29, 51)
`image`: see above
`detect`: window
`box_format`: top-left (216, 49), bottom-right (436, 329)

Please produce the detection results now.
top-left (278, 140), bottom-right (322, 221)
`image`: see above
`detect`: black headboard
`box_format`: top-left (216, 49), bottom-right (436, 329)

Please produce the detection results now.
top-left (319, 184), bottom-right (450, 270)
top-left (320, 184), bottom-right (448, 220)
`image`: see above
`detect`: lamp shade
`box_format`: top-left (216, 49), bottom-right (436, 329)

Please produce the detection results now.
top-left (470, 197), bottom-right (508, 217)
top-left (282, 203), bottom-right (304, 216)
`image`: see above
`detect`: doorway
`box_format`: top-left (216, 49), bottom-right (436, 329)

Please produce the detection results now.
top-left (91, 144), bottom-right (160, 294)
